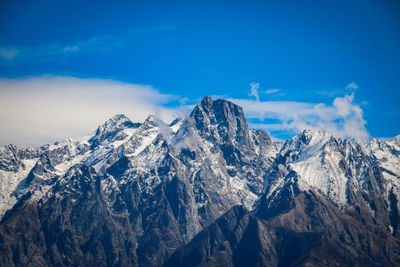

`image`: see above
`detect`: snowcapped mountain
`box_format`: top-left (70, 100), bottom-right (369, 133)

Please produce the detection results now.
top-left (0, 96), bottom-right (399, 266)
top-left (259, 129), bottom-right (388, 218)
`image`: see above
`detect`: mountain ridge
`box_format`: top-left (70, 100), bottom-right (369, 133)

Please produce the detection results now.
top-left (0, 96), bottom-right (399, 266)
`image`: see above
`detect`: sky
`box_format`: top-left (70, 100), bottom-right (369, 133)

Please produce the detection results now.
top-left (0, 0), bottom-right (399, 146)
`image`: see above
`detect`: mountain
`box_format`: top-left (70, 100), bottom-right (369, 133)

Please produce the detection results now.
top-left (167, 128), bottom-right (400, 267)
top-left (0, 96), bottom-right (399, 266)
top-left (367, 135), bottom-right (400, 236)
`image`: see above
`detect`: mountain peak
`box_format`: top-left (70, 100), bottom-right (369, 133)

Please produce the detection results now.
top-left (100, 114), bottom-right (136, 130)
top-left (392, 134), bottom-right (400, 143)
top-left (189, 96), bottom-right (251, 145)
top-left (191, 96), bottom-right (246, 126)
top-left (143, 114), bottom-right (161, 124)
top-left (301, 129), bottom-right (331, 138)
top-left (141, 114), bottom-right (170, 131)
top-left (109, 113), bottom-right (129, 121)
top-left (296, 129), bottom-right (334, 145)
top-left (192, 96), bottom-right (242, 117)
top-left (90, 114), bottom-right (139, 146)
top-left (199, 95), bottom-right (213, 108)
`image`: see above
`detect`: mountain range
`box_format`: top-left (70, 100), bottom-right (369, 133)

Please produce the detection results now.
top-left (0, 96), bottom-right (399, 266)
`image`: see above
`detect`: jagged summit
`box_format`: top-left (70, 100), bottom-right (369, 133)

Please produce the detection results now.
top-left (191, 96), bottom-right (247, 125)
top-left (300, 128), bottom-right (332, 138)
top-left (100, 113), bottom-right (137, 129)
top-left (190, 96), bottom-right (251, 146)
top-left (140, 114), bottom-right (165, 130)
top-left (297, 128), bottom-right (334, 144)
top-left (89, 114), bottom-right (140, 147)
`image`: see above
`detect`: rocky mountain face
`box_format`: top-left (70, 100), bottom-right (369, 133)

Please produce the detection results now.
top-left (0, 96), bottom-right (399, 266)
top-left (167, 128), bottom-right (400, 267)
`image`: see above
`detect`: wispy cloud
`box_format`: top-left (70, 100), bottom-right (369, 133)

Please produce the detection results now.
top-left (265, 89), bottom-right (280, 95)
top-left (0, 76), bottom-right (183, 146)
top-left (230, 82), bottom-right (369, 141)
top-left (249, 82), bottom-right (260, 101)
top-left (345, 81), bottom-right (358, 90)
top-left (0, 25), bottom-right (175, 63)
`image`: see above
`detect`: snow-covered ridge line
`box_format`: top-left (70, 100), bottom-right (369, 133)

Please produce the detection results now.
top-left (0, 113), bottom-right (172, 218)
top-left (0, 98), bottom-right (275, 221)
top-left (0, 97), bottom-right (399, 233)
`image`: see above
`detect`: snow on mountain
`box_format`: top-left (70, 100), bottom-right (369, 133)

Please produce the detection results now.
top-left (0, 97), bottom-right (279, 229)
top-left (1, 98), bottom-right (398, 224)
top-left (0, 145), bottom-right (40, 217)
top-left (259, 128), bottom-right (395, 235)
top-left (367, 135), bottom-right (400, 193)
top-left (0, 96), bottom-right (399, 266)
top-left (0, 115), bottom-right (139, 218)
top-left (270, 129), bottom-right (351, 205)
top-left (171, 97), bottom-right (278, 211)
top-left (366, 135), bottom-right (400, 234)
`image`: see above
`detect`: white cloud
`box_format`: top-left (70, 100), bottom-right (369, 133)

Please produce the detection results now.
top-left (345, 82), bottom-right (358, 90)
top-left (0, 77), bottom-right (371, 146)
top-left (249, 82), bottom-right (260, 102)
top-left (265, 89), bottom-right (280, 94)
top-left (230, 91), bottom-right (369, 141)
top-left (0, 76), bottom-right (182, 146)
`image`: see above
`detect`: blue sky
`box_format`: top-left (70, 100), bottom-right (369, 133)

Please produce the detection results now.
top-left (0, 0), bottom-right (399, 145)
